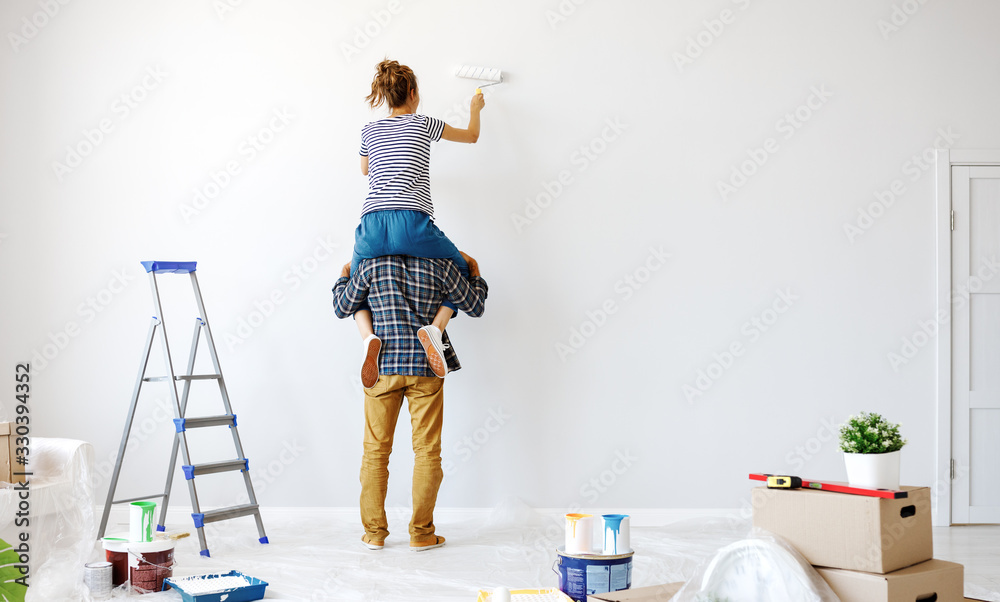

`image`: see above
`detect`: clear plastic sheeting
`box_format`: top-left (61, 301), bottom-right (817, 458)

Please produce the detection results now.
top-left (0, 438), bottom-right (98, 602)
top-left (671, 530), bottom-right (839, 602)
top-left (967, 584), bottom-right (1000, 602)
top-left (64, 498), bottom-right (752, 601)
top-left (22, 494), bottom-right (1000, 601)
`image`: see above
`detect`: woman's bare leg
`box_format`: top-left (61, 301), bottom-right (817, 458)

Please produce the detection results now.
top-left (356, 309), bottom-right (374, 338)
top-left (357, 309), bottom-right (379, 388)
top-left (430, 306), bottom-right (452, 333)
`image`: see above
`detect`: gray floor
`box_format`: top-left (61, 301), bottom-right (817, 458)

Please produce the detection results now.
top-left (934, 524), bottom-right (1000, 600)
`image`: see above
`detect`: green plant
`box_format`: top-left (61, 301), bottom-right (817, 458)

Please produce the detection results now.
top-left (839, 412), bottom-right (907, 454)
top-left (0, 538), bottom-right (28, 602)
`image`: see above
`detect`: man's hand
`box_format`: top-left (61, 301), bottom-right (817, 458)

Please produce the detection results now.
top-left (341, 263), bottom-right (351, 279)
top-left (459, 251), bottom-right (480, 278)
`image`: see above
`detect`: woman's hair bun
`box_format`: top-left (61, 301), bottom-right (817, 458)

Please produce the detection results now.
top-left (366, 59), bottom-right (417, 110)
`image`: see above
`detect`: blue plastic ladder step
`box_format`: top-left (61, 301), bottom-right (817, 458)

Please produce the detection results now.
top-left (140, 260), bottom-right (197, 274)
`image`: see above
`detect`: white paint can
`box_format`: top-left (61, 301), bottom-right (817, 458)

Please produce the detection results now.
top-left (564, 513), bottom-right (594, 554)
top-left (84, 561), bottom-right (113, 599)
top-left (129, 501), bottom-right (156, 542)
top-left (601, 514), bottom-right (630, 555)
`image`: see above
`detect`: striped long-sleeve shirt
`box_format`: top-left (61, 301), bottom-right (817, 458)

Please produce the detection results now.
top-left (359, 114), bottom-right (445, 218)
top-left (332, 255), bottom-right (488, 377)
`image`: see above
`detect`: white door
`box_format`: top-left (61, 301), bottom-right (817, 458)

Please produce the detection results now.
top-left (952, 165), bottom-right (1000, 524)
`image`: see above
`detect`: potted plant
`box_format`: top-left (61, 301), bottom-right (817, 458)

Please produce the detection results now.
top-left (838, 412), bottom-right (907, 490)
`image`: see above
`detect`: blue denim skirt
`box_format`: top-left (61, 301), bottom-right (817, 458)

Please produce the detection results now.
top-left (351, 210), bottom-right (469, 311)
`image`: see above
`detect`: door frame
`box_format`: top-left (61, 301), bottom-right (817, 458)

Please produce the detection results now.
top-left (934, 149), bottom-right (1000, 526)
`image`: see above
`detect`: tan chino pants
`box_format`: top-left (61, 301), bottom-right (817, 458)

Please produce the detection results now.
top-left (359, 374), bottom-right (444, 543)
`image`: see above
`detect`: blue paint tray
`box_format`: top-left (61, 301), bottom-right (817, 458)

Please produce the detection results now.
top-left (162, 570), bottom-right (268, 602)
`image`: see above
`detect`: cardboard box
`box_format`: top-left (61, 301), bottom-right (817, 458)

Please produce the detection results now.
top-left (0, 422), bottom-right (25, 484)
top-left (751, 486), bottom-right (932, 573)
top-left (0, 422), bottom-right (10, 482)
top-left (817, 559), bottom-right (963, 602)
top-left (588, 582), bottom-right (683, 602)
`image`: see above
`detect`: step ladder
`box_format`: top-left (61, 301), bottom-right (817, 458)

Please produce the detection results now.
top-left (98, 261), bottom-right (268, 557)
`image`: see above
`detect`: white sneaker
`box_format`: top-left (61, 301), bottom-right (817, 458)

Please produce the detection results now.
top-left (361, 334), bottom-right (381, 388)
top-left (417, 326), bottom-right (449, 378)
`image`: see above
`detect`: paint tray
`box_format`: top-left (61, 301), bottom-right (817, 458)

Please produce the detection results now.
top-left (476, 589), bottom-right (574, 602)
top-left (162, 570), bottom-right (268, 602)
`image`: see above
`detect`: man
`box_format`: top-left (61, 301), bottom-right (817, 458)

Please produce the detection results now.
top-left (331, 254), bottom-right (488, 551)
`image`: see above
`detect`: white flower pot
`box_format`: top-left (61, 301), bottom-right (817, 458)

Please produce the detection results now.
top-left (843, 450), bottom-right (901, 490)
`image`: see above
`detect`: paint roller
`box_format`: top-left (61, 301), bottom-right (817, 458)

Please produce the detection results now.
top-left (454, 65), bottom-right (504, 94)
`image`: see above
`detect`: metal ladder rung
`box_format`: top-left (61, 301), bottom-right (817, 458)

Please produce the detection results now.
top-left (112, 493), bottom-right (167, 505)
top-left (183, 458), bottom-right (248, 479)
top-left (174, 414), bottom-right (236, 432)
top-left (194, 504), bottom-right (260, 527)
top-left (142, 374), bottom-right (221, 382)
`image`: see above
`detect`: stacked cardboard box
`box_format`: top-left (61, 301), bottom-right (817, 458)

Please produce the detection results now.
top-left (0, 422), bottom-right (26, 484)
top-left (587, 487), bottom-right (990, 601)
top-left (752, 485), bottom-right (964, 602)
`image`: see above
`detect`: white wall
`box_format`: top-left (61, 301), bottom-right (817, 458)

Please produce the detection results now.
top-left (2, 0), bottom-right (998, 513)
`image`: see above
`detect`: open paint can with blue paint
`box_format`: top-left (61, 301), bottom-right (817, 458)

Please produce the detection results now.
top-left (601, 514), bottom-right (630, 555)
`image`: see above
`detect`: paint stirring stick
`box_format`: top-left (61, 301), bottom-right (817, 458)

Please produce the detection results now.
top-left (155, 531), bottom-right (191, 541)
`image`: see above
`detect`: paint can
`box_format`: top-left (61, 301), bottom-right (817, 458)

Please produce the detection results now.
top-left (102, 538), bottom-right (130, 587)
top-left (564, 513), bottom-right (593, 554)
top-left (84, 561), bottom-right (113, 599)
top-left (130, 501), bottom-right (156, 542)
top-left (129, 543), bottom-right (174, 594)
top-left (554, 547), bottom-right (633, 602)
top-left (103, 535), bottom-right (175, 594)
top-left (601, 514), bottom-right (630, 555)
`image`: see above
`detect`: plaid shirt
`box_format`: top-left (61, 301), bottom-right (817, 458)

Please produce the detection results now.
top-left (332, 256), bottom-right (488, 377)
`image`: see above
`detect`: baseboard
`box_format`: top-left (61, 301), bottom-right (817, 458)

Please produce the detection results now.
top-left (99, 506), bottom-right (745, 534)
top-left (531, 507), bottom-right (744, 527)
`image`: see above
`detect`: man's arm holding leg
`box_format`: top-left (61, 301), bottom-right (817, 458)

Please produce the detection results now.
top-left (332, 262), bottom-right (372, 319)
top-left (441, 262), bottom-right (488, 318)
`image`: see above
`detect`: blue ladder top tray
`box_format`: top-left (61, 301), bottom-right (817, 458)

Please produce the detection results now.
top-left (141, 261), bottom-right (197, 274)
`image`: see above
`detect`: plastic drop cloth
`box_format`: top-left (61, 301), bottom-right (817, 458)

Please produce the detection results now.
top-left (58, 497), bottom-right (751, 601)
top-left (670, 530), bottom-right (838, 602)
top-left (966, 584), bottom-right (1000, 602)
top-left (0, 438), bottom-right (97, 602)
top-left (25, 495), bottom-right (1000, 601)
